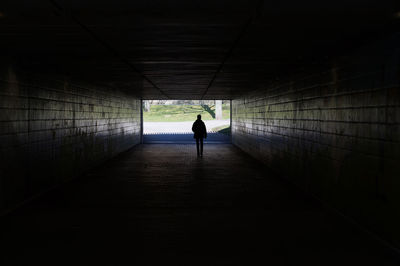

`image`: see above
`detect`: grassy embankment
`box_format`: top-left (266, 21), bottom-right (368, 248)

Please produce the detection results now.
top-left (210, 125), bottom-right (231, 135)
top-left (143, 104), bottom-right (230, 122)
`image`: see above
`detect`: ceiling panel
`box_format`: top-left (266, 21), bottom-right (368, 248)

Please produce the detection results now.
top-left (1, 0), bottom-right (399, 99)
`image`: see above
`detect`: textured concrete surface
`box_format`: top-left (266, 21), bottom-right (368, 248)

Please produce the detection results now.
top-left (231, 36), bottom-right (400, 248)
top-left (2, 1), bottom-right (397, 99)
top-left (0, 68), bottom-right (141, 213)
top-left (1, 144), bottom-right (399, 265)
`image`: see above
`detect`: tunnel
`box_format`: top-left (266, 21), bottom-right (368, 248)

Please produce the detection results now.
top-left (1, 1), bottom-right (400, 265)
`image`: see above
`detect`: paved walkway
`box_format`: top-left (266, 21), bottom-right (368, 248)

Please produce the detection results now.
top-left (143, 132), bottom-right (231, 143)
top-left (144, 119), bottom-right (230, 134)
top-left (1, 144), bottom-right (399, 265)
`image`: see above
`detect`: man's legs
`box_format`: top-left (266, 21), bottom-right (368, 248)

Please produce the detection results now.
top-left (196, 138), bottom-right (200, 156)
top-left (200, 138), bottom-right (203, 156)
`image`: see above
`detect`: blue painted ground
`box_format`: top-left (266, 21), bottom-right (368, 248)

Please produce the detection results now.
top-left (143, 132), bottom-right (231, 143)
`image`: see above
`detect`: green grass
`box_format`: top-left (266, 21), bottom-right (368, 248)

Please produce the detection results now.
top-left (211, 125), bottom-right (231, 135)
top-left (143, 104), bottom-right (230, 122)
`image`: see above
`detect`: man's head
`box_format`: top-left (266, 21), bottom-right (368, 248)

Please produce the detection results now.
top-left (197, 114), bottom-right (201, 120)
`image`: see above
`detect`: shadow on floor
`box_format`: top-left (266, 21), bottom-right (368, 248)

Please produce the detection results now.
top-left (0, 144), bottom-right (399, 265)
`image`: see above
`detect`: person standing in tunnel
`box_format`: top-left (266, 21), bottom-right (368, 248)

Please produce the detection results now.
top-left (192, 114), bottom-right (207, 157)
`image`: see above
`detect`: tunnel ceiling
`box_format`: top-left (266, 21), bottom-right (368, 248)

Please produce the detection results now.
top-left (1, 0), bottom-right (399, 99)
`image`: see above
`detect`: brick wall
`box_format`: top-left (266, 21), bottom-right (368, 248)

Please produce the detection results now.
top-left (0, 67), bottom-right (141, 213)
top-left (232, 35), bottom-right (400, 246)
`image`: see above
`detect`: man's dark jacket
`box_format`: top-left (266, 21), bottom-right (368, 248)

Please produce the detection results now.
top-left (192, 119), bottom-right (207, 139)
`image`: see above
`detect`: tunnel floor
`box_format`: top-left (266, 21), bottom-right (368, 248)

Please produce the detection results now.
top-left (1, 144), bottom-right (399, 265)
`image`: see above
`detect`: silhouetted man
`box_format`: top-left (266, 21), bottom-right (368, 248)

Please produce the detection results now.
top-left (192, 114), bottom-right (207, 157)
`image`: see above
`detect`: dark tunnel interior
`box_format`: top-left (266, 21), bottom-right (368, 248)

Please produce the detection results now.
top-left (1, 0), bottom-right (400, 265)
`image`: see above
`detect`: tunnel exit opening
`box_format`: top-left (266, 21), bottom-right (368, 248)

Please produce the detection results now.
top-left (142, 100), bottom-right (231, 144)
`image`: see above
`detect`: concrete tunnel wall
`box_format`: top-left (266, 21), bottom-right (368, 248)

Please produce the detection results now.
top-left (231, 35), bottom-right (400, 247)
top-left (0, 67), bottom-right (141, 213)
